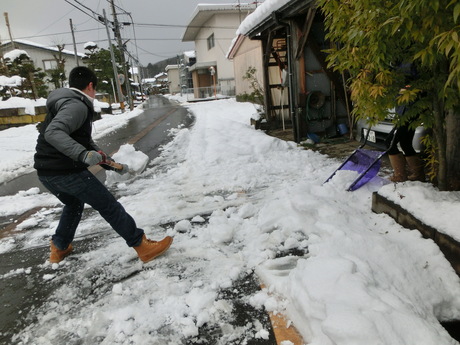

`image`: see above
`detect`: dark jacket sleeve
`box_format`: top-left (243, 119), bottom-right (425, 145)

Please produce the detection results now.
top-left (44, 98), bottom-right (89, 161)
top-left (89, 139), bottom-right (101, 152)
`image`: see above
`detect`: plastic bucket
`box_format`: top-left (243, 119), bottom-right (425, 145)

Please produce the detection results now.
top-left (337, 123), bottom-right (348, 135)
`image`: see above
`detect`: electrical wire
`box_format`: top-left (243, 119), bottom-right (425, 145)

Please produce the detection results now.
top-left (64, 0), bottom-right (101, 22)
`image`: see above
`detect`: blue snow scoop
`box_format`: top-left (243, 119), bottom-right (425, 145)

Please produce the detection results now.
top-left (323, 127), bottom-right (396, 191)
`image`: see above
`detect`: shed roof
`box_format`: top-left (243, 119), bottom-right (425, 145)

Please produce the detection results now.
top-left (237, 0), bottom-right (314, 37)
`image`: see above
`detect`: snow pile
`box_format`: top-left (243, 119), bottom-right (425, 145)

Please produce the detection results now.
top-left (105, 144), bottom-right (149, 185)
top-left (0, 75), bottom-right (24, 87)
top-left (93, 99), bottom-right (110, 113)
top-left (0, 96), bottom-right (46, 113)
top-left (0, 97), bottom-right (458, 344)
top-left (378, 183), bottom-right (460, 242)
top-left (3, 49), bottom-right (30, 61)
top-left (0, 124), bottom-right (41, 183)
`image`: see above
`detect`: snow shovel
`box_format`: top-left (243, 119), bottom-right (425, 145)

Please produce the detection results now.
top-left (323, 127), bottom-right (396, 191)
top-left (98, 151), bottom-right (134, 175)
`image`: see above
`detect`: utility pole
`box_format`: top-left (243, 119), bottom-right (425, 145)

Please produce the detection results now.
top-left (109, 0), bottom-right (133, 110)
top-left (69, 19), bottom-right (79, 66)
top-left (102, 9), bottom-right (124, 110)
top-left (3, 12), bottom-right (17, 48)
top-left (126, 11), bottom-right (144, 100)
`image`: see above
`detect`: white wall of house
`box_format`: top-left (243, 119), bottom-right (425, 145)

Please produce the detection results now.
top-left (165, 65), bottom-right (181, 94)
top-left (194, 13), bottom-right (239, 81)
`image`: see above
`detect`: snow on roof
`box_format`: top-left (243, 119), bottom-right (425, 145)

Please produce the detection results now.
top-left (84, 41), bottom-right (98, 49)
top-left (3, 49), bottom-right (30, 61)
top-left (155, 72), bottom-right (168, 79)
top-left (182, 3), bottom-right (258, 41)
top-left (237, 0), bottom-right (292, 35)
top-left (183, 50), bottom-right (196, 58)
top-left (226, 0), bottom-right (294, 57)
top-left (165, 65), bottom-right (180, 72)
top-left (1, 39), bottom-right (85, 57)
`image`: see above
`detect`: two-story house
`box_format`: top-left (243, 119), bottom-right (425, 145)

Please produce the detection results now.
top-left (181, 3), bottom-right (257, 100)
top-left (165, 51), bottom-right (195, 95)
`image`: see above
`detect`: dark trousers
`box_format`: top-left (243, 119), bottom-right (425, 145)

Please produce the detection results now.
top-left (39, 170), bottom-right (144, 250)
top-left (387, 124), bottom-right (417, 156)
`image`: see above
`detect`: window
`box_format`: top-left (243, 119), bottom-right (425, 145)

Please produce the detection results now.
top-left (43, 60), bottom-right (57, 71)
top-left (207, 33), bottom-right (215, 50)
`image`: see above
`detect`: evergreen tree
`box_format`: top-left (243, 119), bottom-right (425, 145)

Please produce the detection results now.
top-left (2, 50), bottom-right (48, 99)
top-left (83, 43), bottom-right (128, 100)
top-left (318, 0), bottom-right (460, 190)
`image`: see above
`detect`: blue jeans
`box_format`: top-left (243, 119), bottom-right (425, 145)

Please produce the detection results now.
top-left (39, 170), bottom-right (144, 250)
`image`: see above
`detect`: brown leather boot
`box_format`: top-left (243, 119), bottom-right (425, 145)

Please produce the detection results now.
top-left (50, 241), bottom-right (73, 263)
top-left (388, 153), bottom-right (407, 182)
top-left (406, 155), bottom-right (425, 182)
top-left (134, 234), bottom-right (173, 263)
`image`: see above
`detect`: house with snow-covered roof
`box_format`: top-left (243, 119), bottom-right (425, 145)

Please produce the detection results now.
top-left (1, 39), bottom-right (85, 91)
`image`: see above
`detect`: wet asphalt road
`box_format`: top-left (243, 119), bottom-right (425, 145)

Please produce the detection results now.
top-left (0, 95), bottom-right (194, 344)
top-left (0, 95), bottom-right (193, 198)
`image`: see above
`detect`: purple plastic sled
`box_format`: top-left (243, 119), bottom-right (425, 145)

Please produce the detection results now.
top-left (324, 128), bottom-right (396, 191)
top-left (324, 148), bottom-right (386, 191)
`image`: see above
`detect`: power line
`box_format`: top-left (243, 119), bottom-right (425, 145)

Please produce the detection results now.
top-left (135, 23), bottom-right (238, 30)
top-left (15, 28), bottom-right (104, 40)
top-left (64, 0), bottom-right (101, 23)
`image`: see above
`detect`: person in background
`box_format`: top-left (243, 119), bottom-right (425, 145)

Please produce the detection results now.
top-left (387, 62), bottom-right (425, 183)
top-left (34, 66), bottom-right (172, 264)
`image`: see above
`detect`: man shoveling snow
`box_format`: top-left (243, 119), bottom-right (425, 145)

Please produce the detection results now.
top-left (33, 66), bottom-right (172, 264)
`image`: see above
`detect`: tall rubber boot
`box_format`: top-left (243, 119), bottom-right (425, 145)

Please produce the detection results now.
top-left (388, 153), bottom-right (407, 182)
top-left (406, 155), bottom-right (425, 182)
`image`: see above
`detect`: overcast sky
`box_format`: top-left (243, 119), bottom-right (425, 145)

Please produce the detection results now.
top-left (1, 0), bottom-right (250, 66)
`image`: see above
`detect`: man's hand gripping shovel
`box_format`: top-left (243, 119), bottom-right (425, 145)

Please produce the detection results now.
top-left (98, 151), bottom-right (131, 175)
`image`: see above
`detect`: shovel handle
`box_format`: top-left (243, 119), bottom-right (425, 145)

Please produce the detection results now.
top-left (98, 151), bottom-right (124, 171)
top-left (103, 159), bottom-right (124, 171)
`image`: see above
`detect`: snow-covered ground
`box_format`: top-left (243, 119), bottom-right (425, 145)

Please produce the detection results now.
top-left (0, 95), bottom-right (459, 345)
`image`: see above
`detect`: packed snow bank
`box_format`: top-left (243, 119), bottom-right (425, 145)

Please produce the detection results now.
top-left (1, 97), bottom-right (459, 345)
top-left (0, 97), bottom-right (46, 114)
top-left (378, 182), bottom-right (460, 242)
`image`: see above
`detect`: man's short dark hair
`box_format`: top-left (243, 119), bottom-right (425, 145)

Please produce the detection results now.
top-left (69, 66), bottom-right (98, 90)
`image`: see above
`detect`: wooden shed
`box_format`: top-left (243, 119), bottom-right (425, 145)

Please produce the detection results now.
top-left (241, 0), bottom-right (351, 143)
